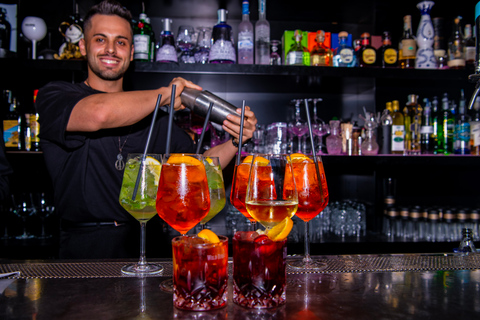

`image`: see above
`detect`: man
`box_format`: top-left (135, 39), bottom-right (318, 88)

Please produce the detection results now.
top-left (36, 0), bottom-right (257, 259)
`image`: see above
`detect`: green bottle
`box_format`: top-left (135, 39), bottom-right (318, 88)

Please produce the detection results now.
top-left (439, 93), bottom-right (455, 155)
top-left (133, 8), bottom-right (152, 62)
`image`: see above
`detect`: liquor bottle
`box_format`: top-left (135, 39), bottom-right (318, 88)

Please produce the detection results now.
top-left (326, 120), bottom-right (342, 155)
top-left (285, 30), bottom-right (310, 66)
top-left (133, 7), bottom-right (152, 62)
top-left (0, 7), bottom-right (11, 53)
top-left (333, 31), bottom-right (356, 67)
top-left (379, 31), bottom-right (398, 68)
top-left (237, 1), bottom-right (254, 64)
top-left (457, 228), bottom-right (476, 253)
top-left (454, 89), bottom-right (471, 154)
top-left (379, 102), bottom-right (393, 154)
top-left (255, 0), bottom-right (270, 65)
top-left (464, 24), bottom-right (476, 68)
top-left (447, 16), bottom-right (466, 69)
top-left (310, 30), bottom-right (333, 66)
top-left (145, 17), bottom-right (155, 62)
top-left (24, 89), bottom-right (40, 152)
top-left (356, 32), bottom-right (377, 67)
top-left (156, 18), bottom-right (177, 63)
top-left (209, 9), bottom-right (236, 64)
top-left (3, 91), bottom-right (23, 151)
top-left (391, 100), bottom-right (405, 154)
top-left (470, 97), bottom-right (480, 155)
top-left (403, 94), bottom-right (422, 155)
top-left (433, 17), bottom-right (448, 69)
top-left (399, 15), bottom-right (416, 69)
top-left (361, 120), bottom-right (379, 155)
top-left (432, 96), bottom-right (440, 154)
top-left (439, 93), bottom-right (455, 155)
top-left (420, 98), bottom-right (434, 154)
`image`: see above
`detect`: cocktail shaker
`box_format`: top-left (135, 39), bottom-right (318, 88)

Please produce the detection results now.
top-left (180, 88), bottom-right (238, 125)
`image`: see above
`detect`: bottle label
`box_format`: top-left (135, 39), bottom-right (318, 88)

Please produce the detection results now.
top-left (238, 32), bottom-right (254, 50)
top-left (286, 51), bottom-right (304, 65)
top-left (383, 48), bottom-right (397, 64)
top-left (471, 122), bottom-right (480, 146)
top-left (156, 44), bottom-right (178, 62)
top-left (401, 39), bottom-right (416, 56)
top-left (420, 125), bottom-right (434, 134)
top-left (466, 46), bottom-right (475, 62)
top-left (391, 125), bottom-right (405, 151)
top-left (209, 40), bottom-right (236, 62)
top-left (362, 48), bottom-right (376, 64)
top-left (3, 119), bottom-right (19, 148)
top-left (339, 48), bottom-right (354, 63)
top-left (133, 34), bottom-right (150, 60)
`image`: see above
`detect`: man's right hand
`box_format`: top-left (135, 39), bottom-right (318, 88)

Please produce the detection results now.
top-left (165, 77), bottom-right (203, 111)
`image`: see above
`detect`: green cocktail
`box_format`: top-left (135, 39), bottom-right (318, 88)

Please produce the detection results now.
top-left (201, 157), bottom-right (226, 227)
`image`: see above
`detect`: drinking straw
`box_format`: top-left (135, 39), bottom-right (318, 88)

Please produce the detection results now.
top-left (235, 100), bottom-right (246, 166)
top-left (304, 98), bottom-right (324, 201)
top-left (132, 94), bottom-right (162, 200)
top-left (195, 102), bottom-right (214, 154)
top-left (165, 84), bottom-right (176, 157)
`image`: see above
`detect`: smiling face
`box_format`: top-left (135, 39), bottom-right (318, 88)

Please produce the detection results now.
top-left (79, 14), bottom-right (133, 90)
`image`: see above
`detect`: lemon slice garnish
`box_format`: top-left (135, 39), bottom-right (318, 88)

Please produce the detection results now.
top-left (198, 229), bottom-right (220, 243)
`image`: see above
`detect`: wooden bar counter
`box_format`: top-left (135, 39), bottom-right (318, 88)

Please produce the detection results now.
top-left (1, 253), bottom-right (480, 319)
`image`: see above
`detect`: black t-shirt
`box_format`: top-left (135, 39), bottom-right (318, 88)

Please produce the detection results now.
top-left (36, 81), bottom-right (195, 222)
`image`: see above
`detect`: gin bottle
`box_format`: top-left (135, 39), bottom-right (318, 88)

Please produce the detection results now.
top-left (209, 9), bottom-right (236, 64)
top-left (310, 30), bottom-right (333, 66)
top-left (255, 0), bottom-right (270, 65)
top-left (237, 1), bottom-right (254, 64)
top-left (333, 31), bottom-right (355, 67)
top-left (286, 30), bottom-right (310, 66)
top-left (156, 19), bottom-right (177, 63)
top-left (133, 9), bottom-right (152, 62)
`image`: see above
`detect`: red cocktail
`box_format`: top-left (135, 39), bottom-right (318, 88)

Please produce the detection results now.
top-left (232, 231), bottom-right (287, 308)
top-left (172, 235), bottom-right (228, 311)
top-left (230, 159), bottom-right (255, 222)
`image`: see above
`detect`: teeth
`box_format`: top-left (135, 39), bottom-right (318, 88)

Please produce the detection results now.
top-left (102, 59), bottom-right (118, 64)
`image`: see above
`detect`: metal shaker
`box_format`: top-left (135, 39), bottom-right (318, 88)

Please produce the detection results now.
top-left (180, 88), bottom-right (238, 125)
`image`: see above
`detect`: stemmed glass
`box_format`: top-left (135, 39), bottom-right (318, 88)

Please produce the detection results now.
top-left (34, 192), bottom-right (55, 239)
top-left (11, 193), bottom-right (36, 240)
top-left (288, 100), bottom-right (308, 153)
top-left (288, 155), bottom-right (329, 270)
top-left (245, 154), bottom-right (298, 231)
top-left (230, 154), bottom-right (257, 230)
top-left (156, 153), bottom-right (210, 235)
top-left (119, 153), bottom-right (163, 275)
top-left (176, 25), bottom-right (196, 63)
top-left (199, 156), bottom-right (226, 229)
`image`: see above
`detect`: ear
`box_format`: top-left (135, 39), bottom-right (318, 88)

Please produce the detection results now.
top-left (79, 38), bottom-right (87, 56)
top-left (130, 44), bottom-right (134, 61)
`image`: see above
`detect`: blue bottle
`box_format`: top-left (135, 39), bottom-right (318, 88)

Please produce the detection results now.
top-left (333, 31), bottom-right (356, 67)
top-left (209, 9), bottom-right (236, 64)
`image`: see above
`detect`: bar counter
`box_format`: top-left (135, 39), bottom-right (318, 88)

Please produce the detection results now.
top-left (1, 253), bottom-right (480, 319)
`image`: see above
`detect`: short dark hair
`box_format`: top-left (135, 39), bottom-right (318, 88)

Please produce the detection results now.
top-left (83, 0), bottom-right (133, 34)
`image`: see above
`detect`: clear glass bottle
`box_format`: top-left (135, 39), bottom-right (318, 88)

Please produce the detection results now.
top-left (448, 16), bottom-right (466, 69)
top-left (420, 98), bottom-right (434, 154)
top-left (209, 9), bottom-right (236, 64)
top-left (399, 15), bottom-right (416, 69)
top-left (237, 0), bottom-right (254, 64)
top-left (133, 9), bottom-right (152, 62)
top-left (155, 18), bottom-right (177, 63)
top-left (333, 31), bottom-right (355, 67)
top-left (326, 120), bottom-right (343, 155)
top-left (255, 0), bottom-right (270, 65)
top-left (380, 31), bottom-right (398, 68)
top-left (310, 30), bottom-right (333, 66)
top-left (458, 228), bottom-right (477, 253)
top-left (454, 89), bottom-right (471, 154)
top-left (361, 120), bottom-right (379, 155)
top-left (286, 30), bottom-right (310, 66)
top-left (432, 96), bottom-right (440, 153)
top-left (464, 24), bottom-right (475, 67)
top-left (269, 40), bottom-right (282, 65)
top-left (391, 100), bottom-right (405, 154)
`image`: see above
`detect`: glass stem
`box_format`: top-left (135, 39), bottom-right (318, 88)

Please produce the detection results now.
top-left (139, 221), bottom-right (147, 267)
top-left (304, 221), bottom-right (311, 263)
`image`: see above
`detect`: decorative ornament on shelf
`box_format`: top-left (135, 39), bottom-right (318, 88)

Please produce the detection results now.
top-left (21, 16), bottom-right (47, 60)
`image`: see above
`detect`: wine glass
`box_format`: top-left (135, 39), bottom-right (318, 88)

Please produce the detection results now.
top-left (176, 25), bottom-right (196, 63)
top-left (156, 153), bottom-right (210, 235)
top-left (11, 193), bottom-right (36, 239)
top-left (288, 100), bottom-right (308, 153)
top-left (288, 155), bottom-right (329, 270)
top-left (199, 156), bottom-right (226, 229)
top-left (245, 154), bottom-right (298, 231)
top-left (230, 153), bottom-right (257, 230)
top-left (21, 16), bottom-right (47, 60)
top-left (119, 154), bottom-right (163, 275)
top-left (34, 192), bottom-right (55, 239)
top-left (194, 27), bottom-right (212, 64)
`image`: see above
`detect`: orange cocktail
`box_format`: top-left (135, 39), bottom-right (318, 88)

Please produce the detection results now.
top-left (230, 156), bottom-right (255, 222)
top-left (156, 154), bottom-right (210, 235)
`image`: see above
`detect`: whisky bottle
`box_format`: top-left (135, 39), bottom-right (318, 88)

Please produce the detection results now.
top-left (404, 94), bottom-right (422, 155)
top-left (333, 31), bottom-right (355, 67)
top-left (357, 32), bottom-right (377, 67)
top-left (447, 16), bottom-right (466, 69)
top-left (255, 0), bottom-right (270, 65)
top-left (399, 15), bottom-right (416, 69)
top-left (237, 0), bottom-right (254, 64)
top-left (310, 30), bottom-right (333, 66)
top-left (286, 30), bottom-right (310, 66)
top-left (391, 100), bottom-right (405, 154)
top-left (380, 31), bottom-right (398, 68)
top-left (133, 6), bottom-right (152, 62)
top-left (464, 24), bottom-right (475, 68)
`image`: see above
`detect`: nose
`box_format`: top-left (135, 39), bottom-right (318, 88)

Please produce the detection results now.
top-left (105, 40), bottom-right (116, 55)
